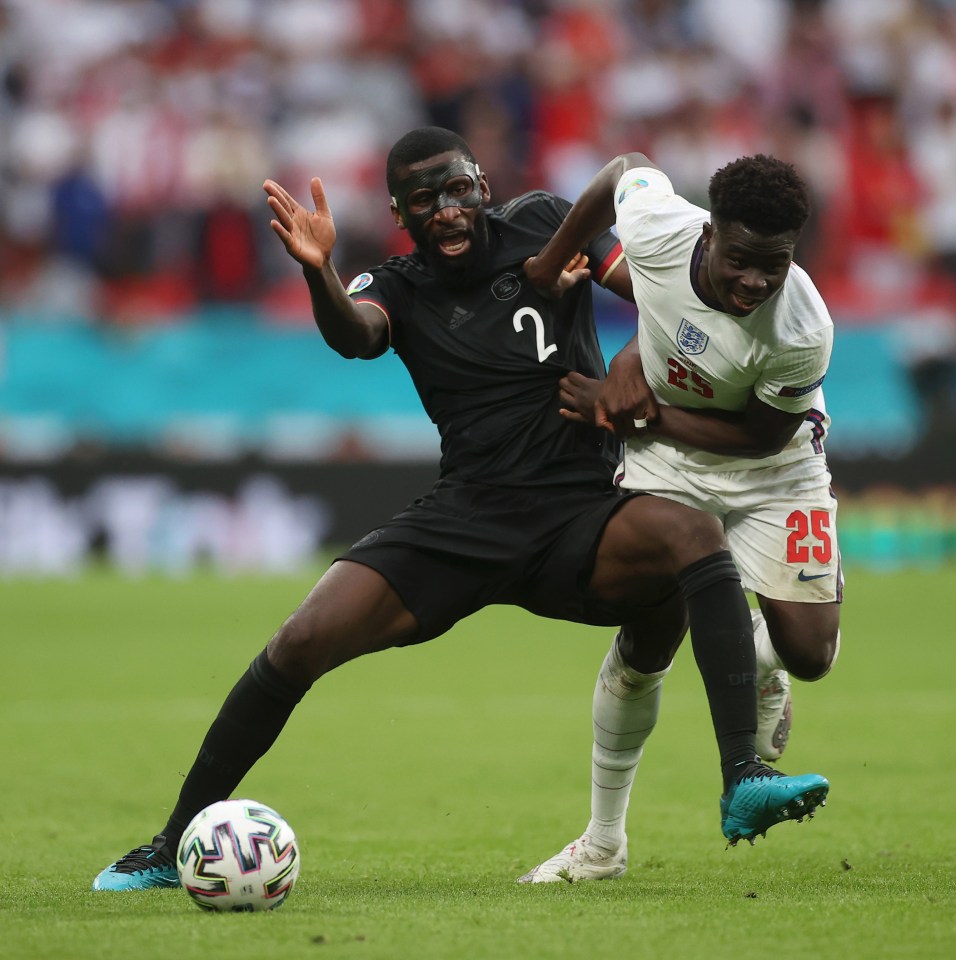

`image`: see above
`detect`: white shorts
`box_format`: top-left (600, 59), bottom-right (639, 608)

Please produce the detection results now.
top-left (618, 443), bottom-right (843, 603)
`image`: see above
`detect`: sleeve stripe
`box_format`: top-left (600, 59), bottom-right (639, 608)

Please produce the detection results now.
top-left (354, 298), bottom-right (393, 349)
top-left (596, 241), bottom-right (625, 286)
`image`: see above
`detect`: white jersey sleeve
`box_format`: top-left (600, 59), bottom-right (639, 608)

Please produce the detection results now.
top-left (614, 167), bottom-right (688, 261)
top-left (754, 267), bottom-right (832, 414)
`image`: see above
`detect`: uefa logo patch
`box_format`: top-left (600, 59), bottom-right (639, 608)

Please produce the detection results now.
top-left (617, 177), bottom-right (649, 204)
top-left (346, 272), bottom-right (374, 295)
top-left (677, 318), bottom-right (709, 356)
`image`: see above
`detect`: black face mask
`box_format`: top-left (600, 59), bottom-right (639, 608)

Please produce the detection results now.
top-left (391, 160), bottom-right (483, 231)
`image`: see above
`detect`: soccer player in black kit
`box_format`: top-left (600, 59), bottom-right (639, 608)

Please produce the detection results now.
top-left (92, 128), bottom-right (828, 892)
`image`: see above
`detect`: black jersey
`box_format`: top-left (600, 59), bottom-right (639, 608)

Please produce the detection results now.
top-left (347, 191), bottom-right (625, 489)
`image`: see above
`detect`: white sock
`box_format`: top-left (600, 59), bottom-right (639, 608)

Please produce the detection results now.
top-left (585, 636), bottom-right (669, 850)
top-left (752, 608), bottom-right (784, 675)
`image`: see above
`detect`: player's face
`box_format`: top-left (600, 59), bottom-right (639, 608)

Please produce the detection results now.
top-left (390, 151), bottom-right (493, 281)
top-left (699, 220), bottom-right (798, 318)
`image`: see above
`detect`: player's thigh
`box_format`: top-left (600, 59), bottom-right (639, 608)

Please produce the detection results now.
top-left (757, 595), bottom-right (841, 681)
top-left (723, 468), bottom-right (842, 680)
top-left (521, 491), bottom-right (679, 623)
top-left (269, 559), bottom-right (419, 679)
top-left (723, 472), bottom-right (842, 605)
top-left (590, 493), bottom-right (729, 604)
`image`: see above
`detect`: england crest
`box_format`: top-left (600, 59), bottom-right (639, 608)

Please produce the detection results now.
top-left (677, 318), bottom-right (709, 356)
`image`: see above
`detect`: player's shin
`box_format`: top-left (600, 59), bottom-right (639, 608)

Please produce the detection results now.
top-left (587, 636), bottom-right (668, 850)
top-left (676, 551), bottom-right (758, 792)
top-left (160, 648), bottom-right (311, 848)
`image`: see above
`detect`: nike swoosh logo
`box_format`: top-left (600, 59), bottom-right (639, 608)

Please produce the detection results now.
top-left (798, 570), bottom-right (832, 582)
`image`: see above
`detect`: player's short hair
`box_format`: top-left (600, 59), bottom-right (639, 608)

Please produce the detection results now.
top-left (708, 154), bottom-right (811, 236)
top-left (386, 127), bottom-right (477, 195)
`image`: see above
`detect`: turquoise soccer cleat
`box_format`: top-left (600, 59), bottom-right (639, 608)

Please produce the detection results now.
top-left (721, 769), bottom-right (829, 846)
top-left (92, 834), bottom-right (180, 891)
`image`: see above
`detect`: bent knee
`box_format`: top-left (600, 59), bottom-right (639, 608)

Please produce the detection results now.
top-left (784, 630), bottom-right (840, 682)
top-left (269, 611), bottom-right (327, 681)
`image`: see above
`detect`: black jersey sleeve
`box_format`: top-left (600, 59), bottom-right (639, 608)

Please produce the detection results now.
top-left (343, 256), bottom-right (424, 355)
top-left (494, 191), bottom-right (625, 286)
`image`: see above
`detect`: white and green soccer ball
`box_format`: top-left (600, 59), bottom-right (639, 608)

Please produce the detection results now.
top-left (177, 799), bottom-right (300, 912)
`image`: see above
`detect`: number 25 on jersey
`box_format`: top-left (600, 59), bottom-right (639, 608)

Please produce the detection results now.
top-left (668, 358), bottom-right (714, 398)
top-left (786, 509), bottom-right (832, 564)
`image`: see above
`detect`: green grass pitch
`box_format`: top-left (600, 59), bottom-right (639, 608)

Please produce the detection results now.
top-left (2, 564), bottom-right (955, 959)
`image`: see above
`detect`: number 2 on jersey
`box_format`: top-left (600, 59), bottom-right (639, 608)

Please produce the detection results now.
top-left (786, 509), bottom-right (832, 564)
top-left (513, 307), bottom-right (557, 363)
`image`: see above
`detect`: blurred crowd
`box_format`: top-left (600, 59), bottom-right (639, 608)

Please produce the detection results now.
top-left (3, 0), bottom-right (956, 326)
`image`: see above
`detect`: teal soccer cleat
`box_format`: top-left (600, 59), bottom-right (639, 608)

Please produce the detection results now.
top-left (92, 834), bottom-right (180, 891)
top-left (721, 768), bottom-right (829, 846)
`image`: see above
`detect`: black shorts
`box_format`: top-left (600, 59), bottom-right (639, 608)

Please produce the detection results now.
top-left (337, 478), bottom-right (640, 642)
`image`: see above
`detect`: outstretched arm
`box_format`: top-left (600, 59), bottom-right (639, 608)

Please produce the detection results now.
top-left (264, 177), bottom-right (388, 359)
top-left (524, 152), bottom-right (658, 292)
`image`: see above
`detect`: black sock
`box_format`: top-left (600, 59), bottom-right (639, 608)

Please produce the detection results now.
top-left (676, 551), bottom-right (758, 793)
top-left (160, 649), bottom-right (311, 848)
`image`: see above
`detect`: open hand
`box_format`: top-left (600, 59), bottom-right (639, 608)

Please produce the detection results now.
top-left (264, 177), bottom-right (336, 270)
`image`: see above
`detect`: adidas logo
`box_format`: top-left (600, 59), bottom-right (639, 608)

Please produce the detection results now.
top-left (449, 306), bottom-right (474, 329)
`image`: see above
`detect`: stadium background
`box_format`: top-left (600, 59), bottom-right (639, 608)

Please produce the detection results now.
top-left (1, 0), bottom-right (955, 576)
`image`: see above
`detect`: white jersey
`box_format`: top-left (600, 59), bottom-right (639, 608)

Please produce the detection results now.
top-left (614, 166), bottom-right (833, 473)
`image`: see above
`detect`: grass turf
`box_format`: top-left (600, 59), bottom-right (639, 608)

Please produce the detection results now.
top-left (2, 565), bottom-right (954, 959)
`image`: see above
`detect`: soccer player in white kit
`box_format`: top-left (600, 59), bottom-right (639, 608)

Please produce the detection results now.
top-left (518, 152), bottom-right (842, 882)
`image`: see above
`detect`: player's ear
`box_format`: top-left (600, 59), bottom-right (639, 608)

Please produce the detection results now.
top-left (701, 221), bottom-right (714, 249)
top-left (479, 172), bottom-right (491, 205)
top-left (390, 200), bottom-right (405, 229)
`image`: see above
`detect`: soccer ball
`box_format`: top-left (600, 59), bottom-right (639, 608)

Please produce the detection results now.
top-left (176, 799), bottom-right (301, 912)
